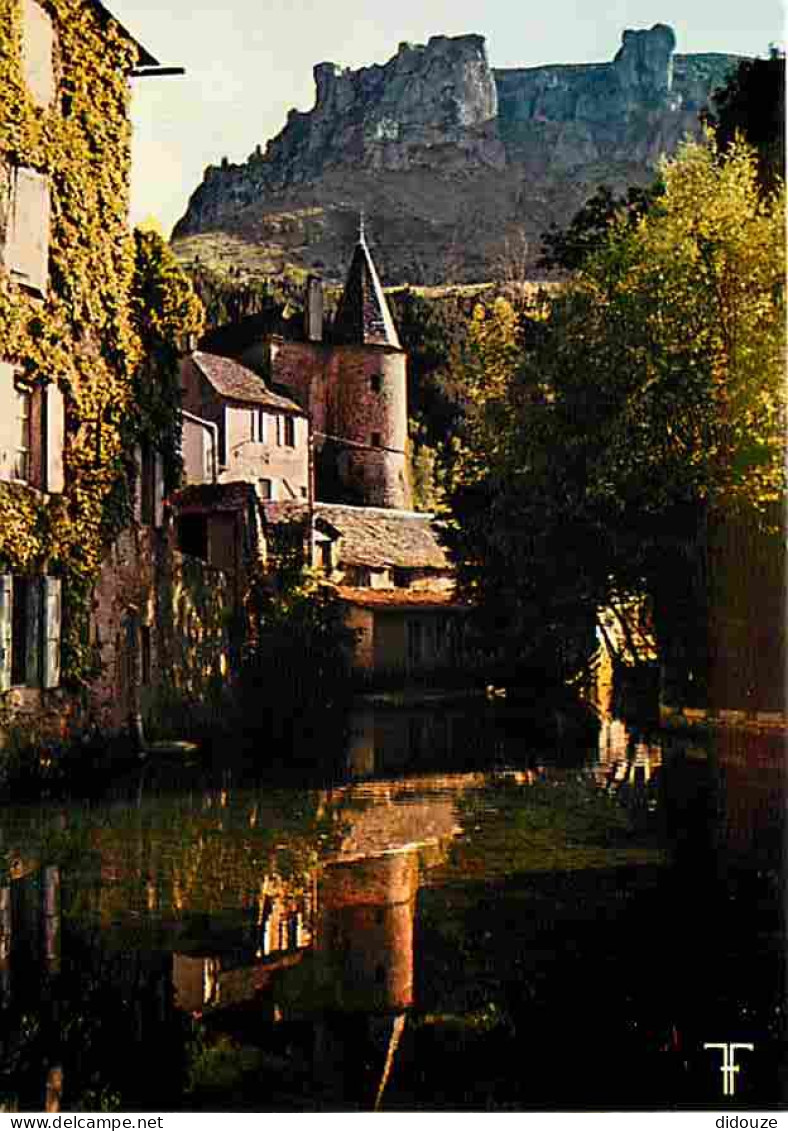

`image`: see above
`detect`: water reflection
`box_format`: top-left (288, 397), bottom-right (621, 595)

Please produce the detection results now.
top-left (0, 700), bottom-right (784, 1110)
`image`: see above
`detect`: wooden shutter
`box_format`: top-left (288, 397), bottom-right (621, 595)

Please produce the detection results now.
top-left (0, 575), bottom-right (11, 692)
top-left (21, 0), bottom-right (55, 109)
top-left (45, 383), bottom-right (65, 493)
top-left (0, 362), bottom-right (17, 480)
top-left (7, 167), bottom-right (50, 295)
top-left (25, 577), bottom-right (42, 685)
top-left (42, 576), bottom-right (61, 689)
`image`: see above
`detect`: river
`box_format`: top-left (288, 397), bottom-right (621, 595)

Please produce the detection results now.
top-left (0, 700), bottom-right (784, 1111)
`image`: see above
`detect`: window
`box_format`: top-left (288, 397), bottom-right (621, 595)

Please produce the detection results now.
top-left (392, 568), bottom-right (410, 589)
top-left (319, 540), bottom-right (334, 574)
top-left (5, 167), bottom-right (50, 295)
top-left (257, 478), bottom-right (272, 500)
top-left (13, 384), bottom-right (32, 482)
top-left (176, 515), bottom-right (208, 560)
top-left (139, 443), bottom-right (164, 527)
top-left (250, 408), bottom-right (266, 443)
top-left (407, 619), bottom-right (424, 667)
top-left (370, 374), bottom-right (382, 393)
top-left (284, 415), bottom-right (296, 447)
top-left (21, 0), bottom-right (55, 108)
top-left (371, 432), bottom-right (382, 448)
top-left (140, 625), bottom-right (152, 686)
top-left (0, 574), bottom-right (61, 691)
top-left (203, 431), bottom-right (214, 482)
top-left (11, 577), bottom-right (32, 686)
top-left (1, 375), bottom-right (64, 491)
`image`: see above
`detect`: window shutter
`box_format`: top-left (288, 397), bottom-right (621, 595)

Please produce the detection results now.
top-left (25, 577), bottom-right (42, 685)
top-left (21, 0), bottom-right (55, 109)
top-left (0, 576), bottom-right (12, 693)
top-left (0, 362), bottom-right (17, 480)
top-left (42, 576), bottom-right (61, 689)
top-left (7, 168), bottom-right (50, 295)
top-left (45, 383), bottom-right (65, 493)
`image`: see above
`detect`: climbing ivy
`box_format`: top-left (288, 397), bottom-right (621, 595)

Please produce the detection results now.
top-left (0, 0), bottom-right (200, 692)
top-left (130, 228), bottom-right (204, 493)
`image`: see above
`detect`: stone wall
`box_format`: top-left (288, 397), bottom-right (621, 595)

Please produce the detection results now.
top-left (266, 336), bottom-right (410, 509)
top-left (89, 524), bottom-right (235, 736)
top-left (223, 403), bottom-right (309, 499)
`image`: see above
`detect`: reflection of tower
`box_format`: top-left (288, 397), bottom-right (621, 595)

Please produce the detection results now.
top-left (317, 850), bottom-right (417, 1013)
top-left (327, 228), bottom-right (411, 510)
top-left (310, 849), bottom-right (418, 1108)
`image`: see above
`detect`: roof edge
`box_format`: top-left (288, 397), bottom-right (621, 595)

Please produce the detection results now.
top-left (89, 0), bottom-right (159, 66)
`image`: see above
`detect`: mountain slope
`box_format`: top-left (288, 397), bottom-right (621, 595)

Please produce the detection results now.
top-left (171, 26), bottom-right (742, 284)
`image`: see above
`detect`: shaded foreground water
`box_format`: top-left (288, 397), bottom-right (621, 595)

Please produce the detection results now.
top-left (0, 701), bottom-right (784, 1111)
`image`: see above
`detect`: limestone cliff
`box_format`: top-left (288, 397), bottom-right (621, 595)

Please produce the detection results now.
top-left (172, 26), bottom-right (743, 284)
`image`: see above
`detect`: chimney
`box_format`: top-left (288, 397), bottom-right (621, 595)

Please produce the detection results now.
top-left (304, 275), bottom-right (323, 342)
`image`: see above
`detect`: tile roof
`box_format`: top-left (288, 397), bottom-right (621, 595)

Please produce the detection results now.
top-left (332, 237), bottom-right (402, 349)
top-left (191, 351), bottom-right (305, 413)
top-left (335, 586), bottom-right (462, 610)
top-left (261, 501), bottom-right (452, 571)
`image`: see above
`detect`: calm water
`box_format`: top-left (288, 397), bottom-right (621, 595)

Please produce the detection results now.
top-left (0, 701), bottom-right (784, 1111)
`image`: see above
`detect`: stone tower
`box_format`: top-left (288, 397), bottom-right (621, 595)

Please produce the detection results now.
top-left (326, 229), bottom-right (411, 510)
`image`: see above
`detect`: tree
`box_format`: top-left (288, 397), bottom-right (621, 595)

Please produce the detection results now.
top-left (240, 570), bottom-right (357, 748)
top-left (129, 229), bottom-right (205, 492)
top-left (706, 53), bottom-right (785, 193)
top-left (538, 183), bottom-right (660, 272)
top-left (446, 136), bottom-right (785, 689)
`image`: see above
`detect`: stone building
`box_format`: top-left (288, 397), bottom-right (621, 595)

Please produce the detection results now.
top-left (242, 226), bottom-right (411, 510)
top-left (178, 228), bottom-right (466, 680)
top-left (0, 0), bottom-right (161, 739)
top-left (180, 351), bottom-right (309, 501)
top-left (262, 501), bottom-right (462, 677)
top-left (0, 1), bottom-right (238, 744)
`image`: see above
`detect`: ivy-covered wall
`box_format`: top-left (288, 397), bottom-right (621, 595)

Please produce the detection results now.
top-left (0, 0), bottom-right (141, 690)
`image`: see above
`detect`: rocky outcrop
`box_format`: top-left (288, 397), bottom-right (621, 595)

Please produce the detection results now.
top-left (172, 25), bottom-right (743, 283)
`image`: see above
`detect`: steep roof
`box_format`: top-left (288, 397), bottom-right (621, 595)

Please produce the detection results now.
top-left (191, 351), bottom-right (305, 413)
top-left (262, 502), bottom-right (452, 571)
top-left (332, 236), bottom-right (402, 349)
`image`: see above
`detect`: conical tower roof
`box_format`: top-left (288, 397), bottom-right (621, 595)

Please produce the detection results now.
top-left (332, 227), bottom-right (402, 349)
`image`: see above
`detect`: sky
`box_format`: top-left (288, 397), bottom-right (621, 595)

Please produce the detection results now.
top-left (110, 0), bottom-right (786, 237)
